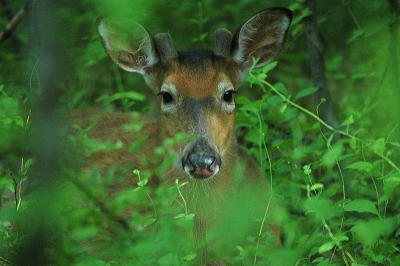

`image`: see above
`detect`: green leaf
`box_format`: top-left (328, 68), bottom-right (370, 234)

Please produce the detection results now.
top-left (351, 218), bottom-right (395, 246)
top-left (340, 114), bottom-right (355, 127)
top-left (345, 161), bottom-right (373, 173)
top-left (158, 253), bottom-right (179, 265)
top-left (183, 252), bottom-right (197, 262)
top-left (294, 87), bottom-right (319, 100)
top-left (143, 218), bottom-right (156, 227)
top-left (321, 143), bottom-right (343, 168)
top-left (261, 61), bottom-right (278, 73)
top-left (235, 95), bottom-right (252, 105)
top-left (318, 241), bottom-right (335, 253)
top-left (373, 138), bottom-right (385, 155)
top-left (291, 8), bottom-right (311, 26)
top-left (344, 199), bottom-right (379, 216)
top-left (303, 164), bottom-right (312, 175)
top-left (244, 127), bottom-right (262, 145)
top-left (347, 29), bottom-right (365, 44)
top-left (310, 183), bottom-right (324, 191)
top-left (0, 96), bottom-right (19, 118)
top-left (0, 177), bottom-right (14, 193)
top-left (317, 235), bottom-right (349, 254)
top-left (382, 176), bottom-right (400, 201)
top-left (137, 178), bottom-right (148, 187)
top-left (236, 245), bottom-right (248, 258)
top-left (304, 197), bottom-right (340, 220)
top-left (174, 213), bottom-right (186, 219)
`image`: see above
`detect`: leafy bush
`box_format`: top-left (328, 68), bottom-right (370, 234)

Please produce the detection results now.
top-left (0, 0), bottom-right (399, 265)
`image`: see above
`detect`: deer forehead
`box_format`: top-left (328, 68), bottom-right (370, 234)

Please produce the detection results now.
top-left (163, 67), bottom-right (234, 99)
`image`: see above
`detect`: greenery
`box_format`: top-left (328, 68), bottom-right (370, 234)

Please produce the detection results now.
top-left (1, 0), bottom-right (399, 265)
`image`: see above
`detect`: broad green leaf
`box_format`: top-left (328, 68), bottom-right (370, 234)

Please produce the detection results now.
top-left (261, 61), bottom-right (278, 73)
top-left (318, 241), bottom-right (335, 253)
top-left (235, 95), bottom-right (252, 105)
top-left (351, 218), bottom-right (395, 246)
top-left (322, 143), bottom-right (343, 168)
top-left (344, 199), bottom-right (379, 216)
top-left (0, 177), bottom-right (14, 193)
top-left (244, 128), bottom-right (262, 145)
top-left (373, 138), bottom-right (385, 155)
top-left (294, 87), bottom-right (319, 100)
top-left (340, 114), bottom-right (355, 127)
top-left (346, 161), bottom-right (373, 173)
top-left (382, 176), bottom-right (400, 201)
top-left (0, 96), bottom-right (19, 118)
top-left (304, 197), bottom-right (341, 220)
top-left (318, 235), bottom-right (349, 254)
top-left (235, 112), bottom-right (254, 127)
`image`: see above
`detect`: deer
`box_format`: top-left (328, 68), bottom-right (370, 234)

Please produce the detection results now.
top-left (70, 7), bottom-right (292, 264)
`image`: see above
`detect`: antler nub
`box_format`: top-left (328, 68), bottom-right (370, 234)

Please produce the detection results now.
top-left (154, 33), bottom-right (178, 58)
top-left (214, 28), bottom-right (233, 57)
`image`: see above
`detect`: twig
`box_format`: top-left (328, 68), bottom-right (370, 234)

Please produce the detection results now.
top-left (0, 255), bottom-right (11, 265)
top-left (68, 176), bottom-right (131, 231)
top-left (0, 1), bottom-right (31, 44)
top-left (253, 109), bottom-right (274, 266)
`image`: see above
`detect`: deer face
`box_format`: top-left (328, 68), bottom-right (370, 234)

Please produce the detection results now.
top-left (98, 8), bottom-right (292, 180)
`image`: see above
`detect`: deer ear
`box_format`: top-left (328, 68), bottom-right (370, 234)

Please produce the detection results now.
top-left (231, 8), bottom-right (292, 71)
top-left (97, 17), bottom-right (159, 73)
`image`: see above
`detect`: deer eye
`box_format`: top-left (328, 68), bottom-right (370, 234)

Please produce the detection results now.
top-left (158, 91), bottom-right (174, 104)
top-left (222, 90), bottom-right (237, 103)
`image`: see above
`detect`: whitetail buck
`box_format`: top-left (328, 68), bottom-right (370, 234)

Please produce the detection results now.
top-left (71, 7), bottom-right (292, 264)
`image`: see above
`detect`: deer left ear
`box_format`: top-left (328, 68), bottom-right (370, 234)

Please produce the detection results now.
top-left (231, 8), bottom-right (293, 71)
top-left (97, 17), bottom-right (159, 74)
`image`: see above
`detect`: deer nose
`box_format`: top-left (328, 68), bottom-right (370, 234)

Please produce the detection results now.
top-left (183, 153), bottom-right (220, 179)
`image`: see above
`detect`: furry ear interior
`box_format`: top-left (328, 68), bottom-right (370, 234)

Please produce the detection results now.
top-left (231, 8), bottom-right (293, 71)
top-left (97, 17), bottom-right (159, 73)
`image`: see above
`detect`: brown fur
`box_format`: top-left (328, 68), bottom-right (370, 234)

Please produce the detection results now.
top-left (168, 63), bottom-right (220, 99)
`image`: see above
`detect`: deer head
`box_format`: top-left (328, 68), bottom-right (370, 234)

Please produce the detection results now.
top-left (97, 8), bottom-right (292, 180)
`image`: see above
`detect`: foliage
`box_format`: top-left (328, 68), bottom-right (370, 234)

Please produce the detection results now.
top-left (1, 0), bottom-right (399, 265)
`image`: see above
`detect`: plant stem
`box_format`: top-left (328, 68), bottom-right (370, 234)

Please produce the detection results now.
top-left (262, 80), bottom-right (400, 174)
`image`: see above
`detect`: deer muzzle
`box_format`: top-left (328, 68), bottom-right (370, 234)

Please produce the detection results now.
top-left (181, 138), bottom-right (221, 179)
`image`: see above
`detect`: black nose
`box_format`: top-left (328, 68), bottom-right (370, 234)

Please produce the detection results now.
top-left (188, 153), bottom-right (215, 169)
top-left (183, 153), bottom-right (219, 179)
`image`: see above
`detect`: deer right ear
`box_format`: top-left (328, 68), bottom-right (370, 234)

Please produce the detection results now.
top-left (231, 8), bottom-right (292, 72)
top-left (97, 17), bottom-right (159, 73)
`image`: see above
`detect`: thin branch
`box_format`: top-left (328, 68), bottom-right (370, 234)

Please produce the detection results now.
top-left (0, 1), bottom-right (31, 44)
top-left (68, 177), bottom-right (131, 231)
